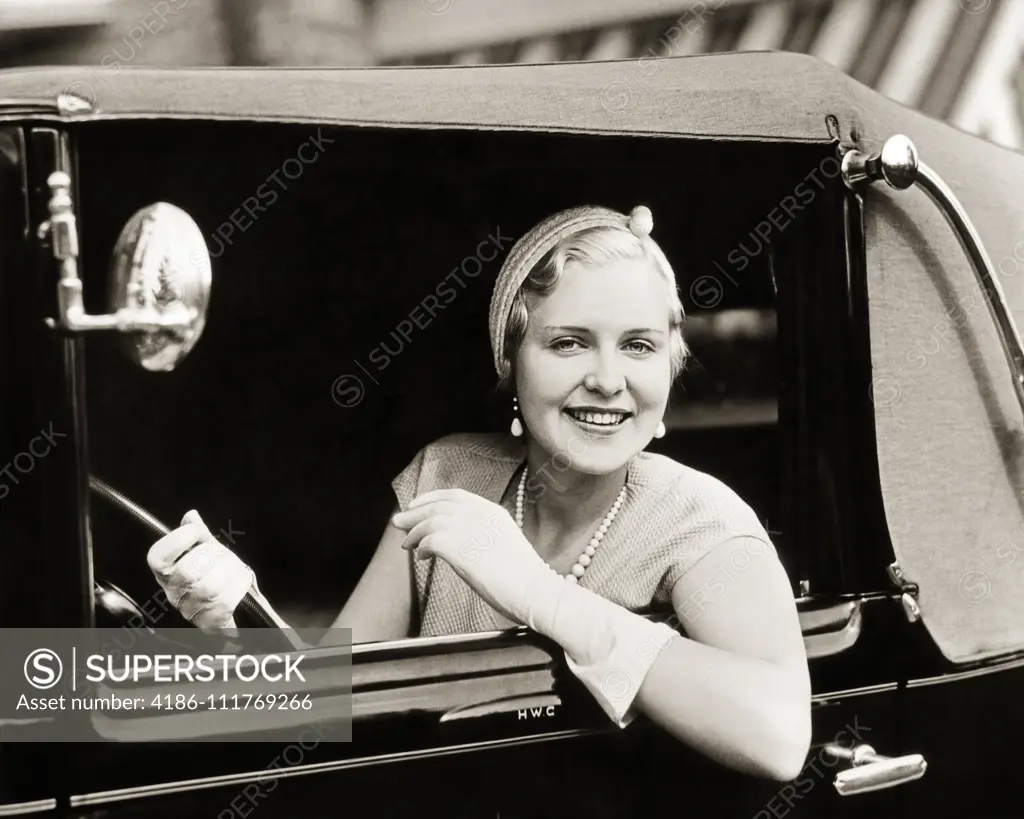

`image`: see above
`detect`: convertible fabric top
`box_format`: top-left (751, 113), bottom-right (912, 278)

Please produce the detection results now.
top-left (4, 51), bottom-right (1024, 665)
top-left (1, 51), bottom-right (857, 143)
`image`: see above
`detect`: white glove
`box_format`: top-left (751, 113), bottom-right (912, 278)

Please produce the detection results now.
top-left (392, 488), bottom-right (562, 624)
top-left (393, 488), bottom-right (678, 726)
top-left (146, 509), bottom-right (255, 634)
top-left (525, 571), bottom-right (679, 727)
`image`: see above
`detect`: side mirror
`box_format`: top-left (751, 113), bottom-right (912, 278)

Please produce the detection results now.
top-left (108, 201), bottom-right (212, 371)
top-left (42, 171), bottom-right (212, 371)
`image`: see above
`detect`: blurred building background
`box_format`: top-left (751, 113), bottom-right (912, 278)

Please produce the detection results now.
top-left (1, 0), bottom-right (1021, 149)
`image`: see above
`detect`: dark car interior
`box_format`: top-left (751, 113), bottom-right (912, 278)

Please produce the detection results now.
top-left (69, 121), bottom-right (844, 632)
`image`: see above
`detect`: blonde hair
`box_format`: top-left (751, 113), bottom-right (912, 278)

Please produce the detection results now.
top-left (497, 224), bottom-right (688, 392)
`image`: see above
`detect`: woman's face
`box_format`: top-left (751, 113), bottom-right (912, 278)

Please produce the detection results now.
top-left (514, 256), bottom-right (674, 474)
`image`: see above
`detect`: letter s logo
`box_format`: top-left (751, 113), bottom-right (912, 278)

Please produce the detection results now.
top-left (24, 649), bottom-right (62, 690)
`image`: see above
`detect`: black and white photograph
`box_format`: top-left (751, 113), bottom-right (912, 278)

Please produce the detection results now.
top-left (1, 0), bottom-right (1023, 816)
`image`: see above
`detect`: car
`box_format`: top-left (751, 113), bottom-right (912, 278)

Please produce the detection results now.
top-left (1, 49), bottom-right (1023, 818)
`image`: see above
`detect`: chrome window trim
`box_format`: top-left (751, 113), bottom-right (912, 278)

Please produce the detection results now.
top-left (906, 652), bottom-right (1024, 688)
top-left (0, 800), bottom-right (57, 816)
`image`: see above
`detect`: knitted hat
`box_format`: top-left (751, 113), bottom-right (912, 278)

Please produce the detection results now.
top-left (488, 204), bottom-right (655, 378)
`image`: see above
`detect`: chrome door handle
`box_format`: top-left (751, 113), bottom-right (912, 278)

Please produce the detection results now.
top-left (824, 743), bottom-right (927, 795)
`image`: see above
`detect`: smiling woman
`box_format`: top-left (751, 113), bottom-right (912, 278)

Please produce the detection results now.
top-left (146, 200), bottom-right (811, 781)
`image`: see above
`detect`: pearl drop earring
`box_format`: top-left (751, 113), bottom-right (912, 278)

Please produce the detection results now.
top-left (511, 396), bottom-right (524, 437)
top-left (654, 420), bottom-right (666, 439)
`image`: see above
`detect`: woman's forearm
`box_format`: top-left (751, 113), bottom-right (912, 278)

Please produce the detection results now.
top-left (525, 573), bottom-right (809, 780)
top-left (320, 521), bottom-right (415, 646)
top-left (634, 634), bottom-right (812, 781)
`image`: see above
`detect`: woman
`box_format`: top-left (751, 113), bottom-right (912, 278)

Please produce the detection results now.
top-left (148, 204), bottom-right (811, 781)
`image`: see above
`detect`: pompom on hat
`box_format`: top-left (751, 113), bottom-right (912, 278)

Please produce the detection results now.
top-left (488, 204), bottom-right (655, 377)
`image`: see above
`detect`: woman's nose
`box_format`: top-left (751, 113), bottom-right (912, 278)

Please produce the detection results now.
top-left (584, 357), bottom-right (626, 396)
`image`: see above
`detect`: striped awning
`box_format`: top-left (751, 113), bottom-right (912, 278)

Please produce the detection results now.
top-left (383, 0), bottom-right (1024, 152)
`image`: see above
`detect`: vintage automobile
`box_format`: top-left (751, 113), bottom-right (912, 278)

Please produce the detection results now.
top-left (1, 49), bottom-right (1023, 818)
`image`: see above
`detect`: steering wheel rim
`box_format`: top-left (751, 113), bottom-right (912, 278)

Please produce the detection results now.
top-left (88, 475), bottom-right (292, 637)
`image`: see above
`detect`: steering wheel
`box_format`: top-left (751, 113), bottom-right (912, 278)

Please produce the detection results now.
top-left (89, 475), bottom-right (290, 638)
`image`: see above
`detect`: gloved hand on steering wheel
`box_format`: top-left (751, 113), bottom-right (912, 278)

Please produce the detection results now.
top-left (147, 509), bottom-right (255, 634)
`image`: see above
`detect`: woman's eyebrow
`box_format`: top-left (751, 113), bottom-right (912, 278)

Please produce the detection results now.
top-left (623, 327), bottom-right (665, 336)
top-left (542, 325), bottom-right (592, 333)
top-left (541, 325), bottom-right (666, 336)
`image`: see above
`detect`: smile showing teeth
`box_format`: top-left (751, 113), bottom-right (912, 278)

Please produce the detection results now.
top-left (566, 409), bottom-right (630, 426)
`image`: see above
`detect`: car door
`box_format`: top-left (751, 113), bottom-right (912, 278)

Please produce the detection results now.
top-left (843, 71), bottom-right (1024, 816)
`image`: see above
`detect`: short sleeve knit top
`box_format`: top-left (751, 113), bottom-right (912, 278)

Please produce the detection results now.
top-left (391, 432), bottom-right (775, 637)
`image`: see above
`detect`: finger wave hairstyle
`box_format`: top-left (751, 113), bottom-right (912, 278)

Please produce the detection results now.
top-left (497, 225), bottom-right (689, 393)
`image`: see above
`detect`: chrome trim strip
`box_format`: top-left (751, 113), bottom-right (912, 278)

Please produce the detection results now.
top-left (351, 628), bottom-right (513, 655)
top-left (69, 728), bottom-right (605, 807)
top-left (813, 682), bottom-right (899, 702)
top-left (907, 653), bottom-right (1024, 688)
top-left (0, 800), bottom-right (57, 816)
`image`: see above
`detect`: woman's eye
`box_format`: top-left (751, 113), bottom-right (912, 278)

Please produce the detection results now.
top-left (624, 339), bottom-right (655, 354)
top-left (551, 338), bottom-right (584, 352)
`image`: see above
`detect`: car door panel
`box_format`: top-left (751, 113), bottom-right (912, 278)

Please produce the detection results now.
top-left (894, 657), bottom-right (1024, 815)
top-left (55, 595), bottom-right (906, 819)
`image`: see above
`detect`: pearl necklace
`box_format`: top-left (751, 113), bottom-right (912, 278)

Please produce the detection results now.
top-left (514, 468), bottom-right (627, 584)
